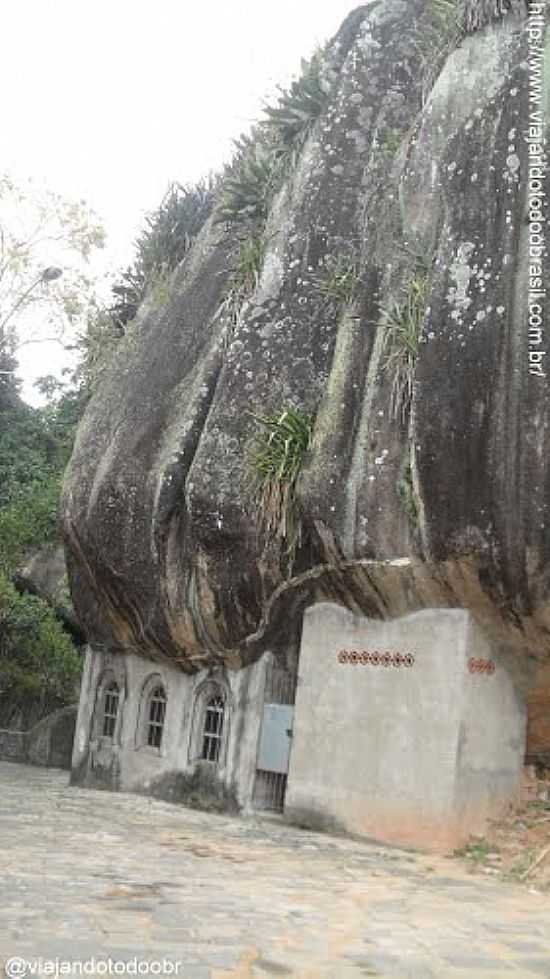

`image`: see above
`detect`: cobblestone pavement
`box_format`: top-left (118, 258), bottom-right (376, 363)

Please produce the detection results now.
top-left (0, 763), bottom-right (549, 979)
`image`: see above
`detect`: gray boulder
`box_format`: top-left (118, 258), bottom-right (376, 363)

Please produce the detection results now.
top-left (63, 0), bottom-right (545, 688)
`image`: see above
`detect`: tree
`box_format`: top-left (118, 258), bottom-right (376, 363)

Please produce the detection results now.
top-left (0, 172), bottom-right (105, 366)
top-left (0, 573), bottom-right (81, 726)
top-left (0, 373), bottom-right (83, 727)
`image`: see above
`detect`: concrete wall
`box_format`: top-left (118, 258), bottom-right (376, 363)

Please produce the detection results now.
top-left (453, 616), bottom-right (526, 830)
top-left (71, 646), bottom-right (267, 810)
top-left (285, 603), bottom-right (526, 852)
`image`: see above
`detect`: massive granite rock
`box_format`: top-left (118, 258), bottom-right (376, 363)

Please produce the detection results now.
top-left (63, 0), bottom-right (547, 738)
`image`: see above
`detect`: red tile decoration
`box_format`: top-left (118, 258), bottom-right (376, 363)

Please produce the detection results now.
top-left (337, 650), bottom-right (415, 668)
top-left (468, 657), bottom-right (496, 675)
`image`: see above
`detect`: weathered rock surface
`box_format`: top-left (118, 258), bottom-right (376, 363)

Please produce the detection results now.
top-left (18, 544), bottom-right (80, 636)
top-left (63, 0), bottom-right (548, 731)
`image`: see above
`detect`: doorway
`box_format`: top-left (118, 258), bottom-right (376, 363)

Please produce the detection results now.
top-left (253, 661), bottom-right (296, 812)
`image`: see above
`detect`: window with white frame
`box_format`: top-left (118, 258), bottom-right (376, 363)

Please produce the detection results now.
top-left (146, 685), bottom-right (167, 749)
top-left (201, 694), bottom-right (225, 763)
top-left (102, 681), bottom-right (120, 738)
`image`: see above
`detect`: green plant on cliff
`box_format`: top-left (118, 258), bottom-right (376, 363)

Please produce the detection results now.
top-left (78, 306), bottom-right (127, 391)
top-left (380, 128), bottom-right (403, 156)
top-left (217, 53), bottom-right (333, 229)
top-left (317, 253), bottom-right (359, 306)
top-left (381, 273), bottom-right (430, 422)
top-left (397, 459), bottom-right (419, 533)
top-left (218, 235), bottom-right (266, 341)
top-left (216, 139), bottom-right (277, 226)
top-left (420, 0), bottom-right (461, 101)
top-left (459, 0), bottom-right (528, 34)
top-left (109, 180), bottom-right (215, 330)
top-left (229, 236), bottom-right (265, 302)
top-left (249, 408), bottom-right (312, 560)
top-left (263, 51), bottom-right (333, 150)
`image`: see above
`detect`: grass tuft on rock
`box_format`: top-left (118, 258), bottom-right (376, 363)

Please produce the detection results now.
top-left (316, 254), bottom-right (359, 307)
top-left (381, 273), bottom-right (430, 422)
top-left (249, 408), bottom-right (312, 559)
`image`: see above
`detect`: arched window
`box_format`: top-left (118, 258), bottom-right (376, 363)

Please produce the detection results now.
top-left (188, 680), bottom-right (230, 767)
top-left (93, 669), bottom-right (125, 743)
top-left (201, 694), bottom-right (225, 763)
top-left (147, 685), bottom-right (167, 749)
top-left (102, 681), bottom-right (120, 738)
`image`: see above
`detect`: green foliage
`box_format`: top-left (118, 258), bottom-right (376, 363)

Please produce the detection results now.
top-left (137, 181), bottom-right (214, 279)
top-left (0, 180), bottom-right (95, 723)
top-left (249, 408), bottom-right (312, 559)
top-left (109, 180), bottom-right (215, 330)
top-left (317, 254), bottom-right (358, 306)
top-left (0, 572), bottom-right (80, 711)
top-left (381, 273), bottom-right (430, 422)
top-left (397, 460), bottom-right (419, 532)
top-left (0, 389), bottom-right (56, 508)
top-left (75, 181), bottom-right (215, 389)
top-left (380, 129), bottom-right (403, 155)
top-left (216, 139), bottom-right (278, 227)
top-left (226, 236), bottom-right (265, 309)
top-left (263, 51), bottom-right (333, 149)
top-left (431, 0), bottom-right (459, 24)
top-left (0, 368), bottom-right (82, 508)
top-left (0, 378), bottom-right (82, 719)
top-left (76, 306), bottom-right (123, 392)
top-left (453, 837), bottom-right (494, 862)
top-left (0, 414), bottom-right (56, 507)
top-left (217, 53), bottom-right (333, 230)
top-left (0, 373), bottom-right (80, 574)
top-left (0, 476), bottom-right (61, 577)
top-left (420, 1), bottom-right (461, 100)
top-left (37, 379), bottom-right (87, 460)
top-left (149, 271), bottom-right (172, 308)
top-left (0, 172), bottom-right (105, 358)
top-left (459, 0), bottom-right (523, 34)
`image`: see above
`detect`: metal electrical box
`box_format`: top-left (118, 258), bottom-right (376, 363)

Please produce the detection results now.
top-left (256, 703), bottom-right (294, 774)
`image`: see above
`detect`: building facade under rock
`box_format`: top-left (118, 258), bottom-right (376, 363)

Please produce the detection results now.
top-left (71, 603), bottom-right (527, 852)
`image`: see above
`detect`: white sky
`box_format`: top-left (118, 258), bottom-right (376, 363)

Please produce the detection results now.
top-left (3, 0), bottom-right (357, 401)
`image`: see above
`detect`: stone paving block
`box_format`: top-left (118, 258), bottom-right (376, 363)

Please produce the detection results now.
top-left (513, 962), bottom-right (550, 977)
top-left (442, 955), bottom-right (516, 970)
top-left (250, 959), bottom-right (294, 976)
top-left (505, 940), bottom-right (550, 954)
top-left (350, 955), bottom-right (439, 978)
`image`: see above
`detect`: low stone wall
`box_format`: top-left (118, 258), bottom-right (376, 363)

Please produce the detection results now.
top-left (0, 729), bottom-right (28, 762)
top-left (0, 706), bottom-right (76, 770)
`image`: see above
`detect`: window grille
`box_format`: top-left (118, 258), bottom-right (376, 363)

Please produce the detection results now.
top-left (102, 682), bottom-right (119, 738)
top-left (147, 686), bottom-right (167, 749)
top-left (201, 695), bottom-right (225, 764)
top-left (253, 771), bottom-right (288, 812)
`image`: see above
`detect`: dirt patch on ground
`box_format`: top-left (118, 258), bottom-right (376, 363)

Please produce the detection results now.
top-left (453, 767), bottom-right (550, 891)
